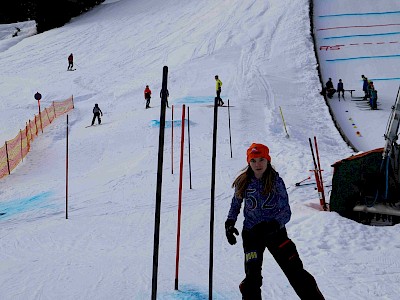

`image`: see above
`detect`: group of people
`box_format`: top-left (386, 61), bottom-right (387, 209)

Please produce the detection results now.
top-left (320, 75), bottom-right (378, 110)
top-left (142, 74), bottom-right (225, 109)
top-left (362, 75), bottom-right (378, 110)
top-left (322, 77), bottom-right (345, 100)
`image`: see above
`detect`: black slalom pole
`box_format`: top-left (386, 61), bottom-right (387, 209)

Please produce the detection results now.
top-left (209, 96), bottom-right (218, 299)
top-left (187, 106), bottom-right (192, 189)
top-left (66, 114), bottom-right (69, 220)
top-left (227, 99), bottom-right (232, 158)
top-left (151, 66), bottom-right (168, 300)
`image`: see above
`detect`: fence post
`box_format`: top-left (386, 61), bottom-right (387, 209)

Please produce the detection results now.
top-left (34, 115), bottom-right (38, 136)
top-left (20, 130), bottom-right (23, 162)
top-left (45, 107), bottom-right (51, 124)
top-left (53, 101), bottom-right (56, 118)
top-left (5, 142), bottom-right (10, 175)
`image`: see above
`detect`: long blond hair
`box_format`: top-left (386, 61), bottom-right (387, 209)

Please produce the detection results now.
top-left (232, 163), bottom-right (277, 199)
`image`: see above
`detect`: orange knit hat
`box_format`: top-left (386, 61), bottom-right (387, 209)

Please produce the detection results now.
top-left (246, 143), bottom-right (271, 163)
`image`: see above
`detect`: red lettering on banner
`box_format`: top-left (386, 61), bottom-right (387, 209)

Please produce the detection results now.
top-left (320, 45), bottom-right (344, 51)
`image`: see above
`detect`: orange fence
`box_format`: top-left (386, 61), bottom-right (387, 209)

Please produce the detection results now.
top-left (0, 95), bottom-right (74, 179)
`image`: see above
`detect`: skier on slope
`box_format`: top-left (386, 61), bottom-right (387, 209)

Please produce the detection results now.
top-left (215, 75), bottom-right (224, 106)
top-left (91, 103), bottom-right (103, 126)
top-left (225, 143), bottom-right (325, 300)
top-left (160, 88), bottom-right (170, 108)
top-left (144, 85), bottom-right (152, 109)
top-left (68, 53), bottom-right (74, 71)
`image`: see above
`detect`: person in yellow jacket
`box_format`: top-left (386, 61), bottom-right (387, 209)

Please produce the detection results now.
top-left (215, 75), bottom-right (224, 106)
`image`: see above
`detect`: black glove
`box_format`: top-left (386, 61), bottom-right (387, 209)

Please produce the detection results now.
top-left (225, 219), bottom-right (239, 245)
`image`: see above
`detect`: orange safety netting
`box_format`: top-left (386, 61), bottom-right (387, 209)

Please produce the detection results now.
top-left (0, 95), bottom-right (74, 180)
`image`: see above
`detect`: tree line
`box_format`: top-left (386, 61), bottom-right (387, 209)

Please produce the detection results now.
top-left (0, 0), bottom-right (105, 33)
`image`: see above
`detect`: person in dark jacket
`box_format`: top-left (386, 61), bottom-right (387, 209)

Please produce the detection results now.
top-left (337, 79), bottom-right (345, 100)
top-left (325, 78), bottom-right (335, 98)
top-left (225, 143), bottom-right (325, 300)
top-left (160, 88), bottom-right (170, 108)
top-left (367, 81), bottom-right (375, 107)
top-left (371, 89), bottom-right (378, 110)
top-left (144, 85), bottom-right (152, 109)
top-left (362, 75), bottom-right (369, 100)
top-left (68, 53), bottom-right (74, 70)
top-left (91, 103), bottom-right (103, 125)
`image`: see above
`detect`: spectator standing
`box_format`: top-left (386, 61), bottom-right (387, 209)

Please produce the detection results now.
top-left (144, 85), bottom-right (152, 109)
top-left (368, 81), bottom-right (375, 108)
top-left (371, 89), bottom-right (378, 110)
top-left (337, 79), bottom-right (345, 100)
top-left (362, 75), bottom-right (369, 100)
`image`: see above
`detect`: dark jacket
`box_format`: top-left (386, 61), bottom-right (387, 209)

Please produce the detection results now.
top-left (363, 78), bottom-right (369, 92)
top-left (93, 105), bottom-right (102, 115)
top-left (160, 89), bottom-right (169, 98)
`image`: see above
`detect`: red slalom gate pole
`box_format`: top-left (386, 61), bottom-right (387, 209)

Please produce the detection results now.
top-left (308, 138), bottom-right (327, 211)
top-left (175, 104), bottom-right (186, 290)
top-left (313, 136), bottom-right (327, 210)
top-left (171, 105), bottom-right (174, 174)
top-left (66, 115), bottom-right (69, 219)
top-left (187, 106), bottom-right (192, 189)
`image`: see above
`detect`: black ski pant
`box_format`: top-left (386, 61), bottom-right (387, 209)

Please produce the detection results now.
top-left (146, 97), bottom-right (151, 108)
top-left (240, 226), bottom-right (324, 300)
top-left (216, 89), bottom-right (224, 106)
top-left (337, 89), bottom-right (345, 99)
top-left (68, 62), bottom-right (73, 70)
top-left (91, 113), bottom-right (101, 125)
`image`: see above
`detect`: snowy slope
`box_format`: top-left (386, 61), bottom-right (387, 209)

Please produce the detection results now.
top-left (0, 0), bottom-right (399, 299)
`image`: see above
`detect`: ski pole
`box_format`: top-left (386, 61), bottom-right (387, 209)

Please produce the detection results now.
top-left (295, 176), bottom-right (311, 186)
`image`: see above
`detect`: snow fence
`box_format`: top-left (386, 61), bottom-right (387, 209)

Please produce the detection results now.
top-left (0, 96), bottom-right (74, 179)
